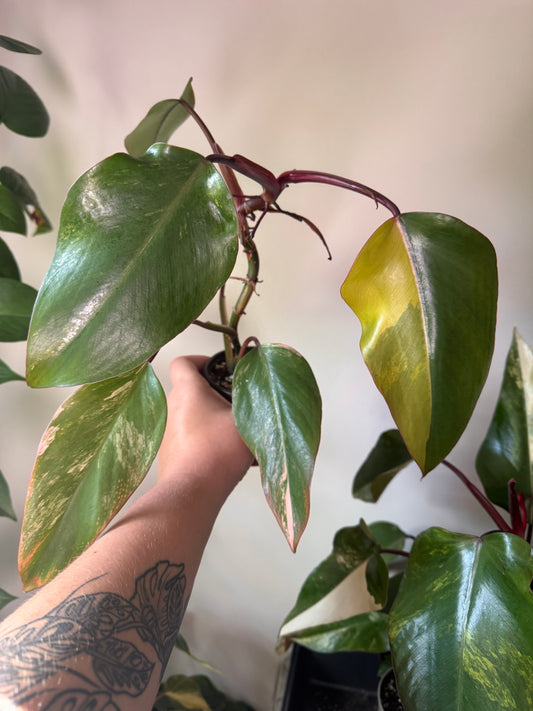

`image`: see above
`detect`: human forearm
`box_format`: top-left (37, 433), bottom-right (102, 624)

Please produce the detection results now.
top-left (0, 356), bottom-right (252, 711)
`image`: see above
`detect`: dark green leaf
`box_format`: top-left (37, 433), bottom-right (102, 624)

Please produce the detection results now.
top-left (476, 329), bottom-right (533, 511)
top-left (125, 78), bottom-right (195, 158)
top-left (0, 66), bottom-right (49, 136)
top-left (367, 520), bottom-right (407, 556)
top-left (0, 184), bottom-right (26, 234)
top-left (0, 469), bottom-right (16, 520)
top-left (0, 358), bottom-right (24, 383)
top-left (282, 521), bottom-right (376, 627)
top-left (288, 611), bottom-right (389, 654)
top-left (389, 528), bottom-right (533, 710)
top-left (0, 588), bottom-right (16, 610)
top-left (232, 345), bottom-right (321, 551)
top-left (0, 167), bottom-right (52, 234)
top-left (0, 277), bottom-right (37, 341)
top-left (0, 36), bottom-right (42, 54)
top-left (0, 235), bottom-right (20, 279)
top-left (353, 429), bottom-right (413, 502)
top-left (26, 145), bottom-right (238, 387)
top-left (342, 213), bottom-right (498, 474)
top-left (19, 363), bottom-right (167, 590)
top-left (365, 553), bottom-right (389, 606)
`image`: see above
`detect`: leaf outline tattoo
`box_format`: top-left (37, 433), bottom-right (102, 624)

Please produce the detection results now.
top-left (0, 560), bottom-right (187, 710)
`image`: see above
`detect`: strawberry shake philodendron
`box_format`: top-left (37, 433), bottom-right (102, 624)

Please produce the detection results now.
top-left (1, 56), bottom-right (531, 711)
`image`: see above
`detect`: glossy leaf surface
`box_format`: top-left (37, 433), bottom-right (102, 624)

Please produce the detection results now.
top-left (287, 611), bottom-right (389, 654)
top-left (0, 167), bottom-right (52, 234)
top-left (27, 145), bottom-right (238, 387)
top-left (232, 345), bottom-right (321, 551)
top-left (0, 469), bottom-right (16, 519)
top-left (0, 35), bottom-right (42, 54)
top-left (0, 358), bottom-right (24, 384)
top-left (0, 184), bottom-right (26, 234)
top-left (389, 528), bottom-right (533, 710)
top-left (342, 213), bottom-right (497, 474)
top-left (125, 78), bottom-right (194, 158)
top-left (0, 235), bottom-right (20, 279)
top-left (0, 277), bottom-right (37, 341)
top-left (19, 363), bottom-right (166, 590)
top-left (476, 330), bottom-right (533, 511)
top-left (352, 429), bottom-right (413, 502)
top-left (0, 66), bottom-right (49, 136)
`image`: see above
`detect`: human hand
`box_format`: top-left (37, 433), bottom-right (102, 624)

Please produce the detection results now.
top-left (157, 356), bottom-right (253, 495)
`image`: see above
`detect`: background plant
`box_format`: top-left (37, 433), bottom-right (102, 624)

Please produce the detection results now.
top-left (279, 328), bottom-right (533, 709)
top-left (0, 33), bottom-right (51, 608)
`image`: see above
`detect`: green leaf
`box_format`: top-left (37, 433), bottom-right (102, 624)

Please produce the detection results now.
top-left (389, 528), bottom-right (533, 710)
top-left (0, 358), bottom-right (24, 384)
top-left (0, 588), bottom-right (17, 610)
top-left (0, 35), bottom-right (42, 54)
top-left (26, 145), bottom-right (238, 387)
top-left (232, 345), bottom-right (321, 551)
top-left (0, 235), bottom-right (20, 279)
top-left (365, 552), bottom-right (389, 606)
top-left (476, 329), bottom-right (533, 512)
top-left (0, 277), bottom-right (37, 341)
top-left (19, 362), bottom-right (167, 590)
top-left (287, 611), bottom-right (389, 654)
top-left (0, 66), bottom-right (49, 136)
top-left (352, 429), bottom-right (413, 502)
top-left (341, 213), bottom-right (497, 474)
top-left (282, 521), bottom-right (377, 627)
top-left (0, 469), bottom-right (16, 520)
top-left (125, 78), bottom-right (195, 158)
top-left (0, 166), bottom-right (52, 234)
top-left (0, 184), bottom-right (26, 234)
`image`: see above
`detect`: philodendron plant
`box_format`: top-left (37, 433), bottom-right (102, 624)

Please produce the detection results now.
top-left (279, 328), bottom-right (533, 709)
top-left (19, 74), bottom-right (503, 634)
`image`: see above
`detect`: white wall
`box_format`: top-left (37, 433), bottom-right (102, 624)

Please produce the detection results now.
top-left (1, 1), bottom-right (532, 708)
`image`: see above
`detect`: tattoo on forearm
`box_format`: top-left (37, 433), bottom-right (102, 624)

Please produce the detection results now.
top-left (0, 560), bottom-right (187, 710)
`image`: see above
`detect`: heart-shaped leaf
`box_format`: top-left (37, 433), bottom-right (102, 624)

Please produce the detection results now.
top-left (0, 184), bottom-right (26, 234)
top-left (352, 429), bottom-right (413, 502)
top-left (0, 469), bottom-right (16, 520)
top-left (389, 528), bottom-right (533, 710)
top-left (0, 277), bottom-right (37, 341)
top-left (341, 212), bottom-right (497, 474)
top-left (0, 235), bottom-right (20, 279)
top-left (26, 144), bottom-right (238, 387)
top-left (0, 35), bottom-right (42, 54)
top-left (125, 78), bottom-right (195, 158)
top-left (19, 362), bottom-right (167, 590)
top-left (232, 345), bottom-right (321, 551)
top-left (0, 66), bottom-right (49, 136)
top-left (476, 329), bottom-right (533, 511)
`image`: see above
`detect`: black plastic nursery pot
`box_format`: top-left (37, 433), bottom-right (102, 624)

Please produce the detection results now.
top-left (203, 350), bottom-right (234, 402)
top-left (280, 645), bottom-right (382, 711)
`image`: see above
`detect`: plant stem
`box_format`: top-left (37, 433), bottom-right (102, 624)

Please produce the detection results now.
top-left (380, 548), bottom-right (409, 558)
top-left (277, 169), bottom-right (401, 218)
top-left (442, 460), bottom-right (513, 533)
